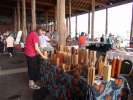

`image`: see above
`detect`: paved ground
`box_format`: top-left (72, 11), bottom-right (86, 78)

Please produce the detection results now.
top-left (0, 52), bottom-right (26, 70)
top-left (0, 73), bottom-right (33, 100)
top-left (0, 52), bottom-right (52, 100)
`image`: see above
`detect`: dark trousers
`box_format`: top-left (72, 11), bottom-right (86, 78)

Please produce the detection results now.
top-left (7, 47), bottom-right (14, 55)
top-left (0, 41), bottom-right (4, 53)
top-left (26, 55), bottom-right (41, 81)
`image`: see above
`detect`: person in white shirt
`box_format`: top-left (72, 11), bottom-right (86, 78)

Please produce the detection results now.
top-left (6, 33), bottom-right (14, 57)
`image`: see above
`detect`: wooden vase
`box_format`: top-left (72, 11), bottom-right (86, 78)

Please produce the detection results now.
top-left (74, 52), bottom-right (79, 65)
top-left (56, 57), bottom-right (60, 67)
top-left (85, 49), bottom-right (89, 65)
top-left (115, 57), bottom-right (122, 78)
top-left (87, 65), bottom-right (95, 86)
top-left (111, 57), bottom-right (117, 78)
top-left (103, 65), bottom-right (112, 82)
top-left (98, 56), bottom-right (104, 77)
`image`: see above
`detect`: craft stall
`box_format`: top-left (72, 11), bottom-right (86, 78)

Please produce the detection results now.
top-left (39, 45), bottom-right (132, 100)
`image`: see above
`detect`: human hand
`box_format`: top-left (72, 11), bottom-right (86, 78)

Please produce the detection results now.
top-left (42, 55), bottom-right (48, 59)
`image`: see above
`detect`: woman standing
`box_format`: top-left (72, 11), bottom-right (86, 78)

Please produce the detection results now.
top-left (6, 33), bottom-right (15, 57)
top-left (25, 27), bottom-right (46, 89)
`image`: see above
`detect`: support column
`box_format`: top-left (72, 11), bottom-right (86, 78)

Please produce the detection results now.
top-left (48, 20), bottom-right (50, 32)
top-left (69, 0), bottom-right (71, 35)
top-left (66, 18), bottom-right (69, 36)
top-left (22, 0), bottom-right (27, 42)
top-left (54, 6), bottom-right (57, 31)
top-left (50, 19), bottom-right (51, 32)
top-left (46, 12), bottom-right (48, 31)
top-left (14, 9), bottom-right (17, 32)
top-left (17, 0), bottom-right (21, 30)
top-left (51, 19), bottom-right (53, 32)
top-left (54, 20), bottom-right (56, 31)
top-left (31, 0), bottom-right (36, 31)
top-left (91, 0), bottom-right (95, 40)
top-left (57, 0), bottom-right (66, 45)
top-left (130, 3), bottom-right (133, 48)
top-left (105, 8), bottom-right (108, 36)
top-left (75, 16), bottom-right (77, 35)
top-left (49, 19), bottom-right (51, 32)
top-left (88, 11), bottom-right (90, 35)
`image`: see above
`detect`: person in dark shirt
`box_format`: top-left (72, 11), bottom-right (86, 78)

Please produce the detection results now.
top-left (100, 34), bottom-right (104, 42)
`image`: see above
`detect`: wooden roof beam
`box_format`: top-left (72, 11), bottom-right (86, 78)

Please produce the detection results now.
top-left (35, 1), bottom-right (55, 7)
top-left (72, 0), bottom-right (106, 7)
top-left (66, 6), bottom-right (89, 12)
top-left (72, 7), bottom-right (89, 12)
top-left (0, 4), bottom-right (46, 12)
top-left (25, 0), bottom-right (54, 7)
top-left (12, 0), bottom-right (55, 7)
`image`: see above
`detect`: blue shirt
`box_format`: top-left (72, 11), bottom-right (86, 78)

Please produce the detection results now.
top-left (39, 35), bottom-right (49, 48)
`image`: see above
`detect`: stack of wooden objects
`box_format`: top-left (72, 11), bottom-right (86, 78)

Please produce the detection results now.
top-left (43, 45), bottom-right (123, 85)
top-left (40, 45), bottom-right (129, 100)
top-left (49, 45), bottom-right (97, 85)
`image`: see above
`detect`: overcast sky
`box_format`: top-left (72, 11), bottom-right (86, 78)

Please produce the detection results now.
top-left (71, 2), bottom-right (132, 39)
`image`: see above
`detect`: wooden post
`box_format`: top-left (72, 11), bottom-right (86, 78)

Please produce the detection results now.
top-left (130, 3), bottom-right (133, 48)
top-left (88, 11), bottom-right (90, 35)
top-left (22, 0), bottom-right (27, 42)
top-left (17, 0), bottom-right (21, 30)
top-left (54, 20), bottom-right (56, 31)
top-left (66, 18), bottom-right (69, 36)
top-left (54, 6), bottom-right (57, 31)
top-left (69, 0), bottom-right (71, 35)
top-left (48, 20), bottom-right (50, 32)
top-left (105, 8), bottom-right (108, 36)
top-left (57, 0), bottom-right (66, 45)
top-left (50, 19), bottom-right (53, 32)
top-left (75, 16), bottom-right (77, 35)
top-left (31, 0), bottom-right (36, 31)
top-left (46, 12), bottom-right (48, 31)
top-left (50, 19), bottom-right (52, 32)
top-left (14, 9), bottom-right (17, 32)
top-left (91, 0), bottom-right (95, 41)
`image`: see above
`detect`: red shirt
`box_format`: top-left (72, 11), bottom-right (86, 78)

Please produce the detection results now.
top-left (25, 32), bottom-right (39, 57)
top-left (79, 36), bottom-right (86, 45)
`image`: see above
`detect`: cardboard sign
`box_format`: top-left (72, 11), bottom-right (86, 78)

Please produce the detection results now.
top-left (15, 31), bottom-right (22, 44)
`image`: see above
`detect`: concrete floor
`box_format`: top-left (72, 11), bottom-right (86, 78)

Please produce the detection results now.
top-left (0, 52), bottom-right (52, 100)
top-left (0, 53), bottom-right (26, 70)
top-left (0, 73), bottom-right (33, 100)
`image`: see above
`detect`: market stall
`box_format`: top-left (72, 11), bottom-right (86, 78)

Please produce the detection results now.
top-left (38, 46), bottom-right (132, 100)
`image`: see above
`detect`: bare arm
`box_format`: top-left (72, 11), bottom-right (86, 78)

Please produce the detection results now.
top-left (35, 43), bottom-right (46, 59)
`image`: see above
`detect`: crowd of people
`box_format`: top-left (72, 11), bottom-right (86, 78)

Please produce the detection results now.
top-left (0, 28), bottom-right (124, 90)
top-left (0, 28), bottom-right (57, 89)
top-left (100, 33), bottom-right (128, 49)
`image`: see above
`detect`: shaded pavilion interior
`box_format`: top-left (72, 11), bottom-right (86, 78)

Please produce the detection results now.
top-left (0, 1), bottom-right (133, 100)
top-left (0, 0), bottom-right (132, 35)
top-left (0, 0), bottom-right (132, 45)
